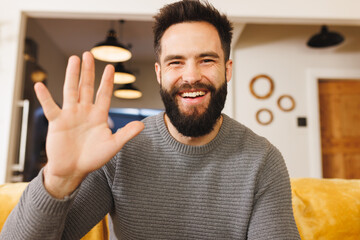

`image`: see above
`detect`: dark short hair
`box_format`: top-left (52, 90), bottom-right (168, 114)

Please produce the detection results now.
top-left (153, 0), bottom-right (233, 62)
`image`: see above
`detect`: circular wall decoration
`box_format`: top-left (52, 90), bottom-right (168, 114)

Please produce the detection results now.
top-left (249, 74), bottom-right (274, 99)
top-left (256, 108), bottom-right (274, 125)
top-left (277, 95), bottom-right (296, 112)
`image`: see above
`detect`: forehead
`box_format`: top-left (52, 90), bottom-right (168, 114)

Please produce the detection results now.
top-left (159, 21), bottom-right (224, 61)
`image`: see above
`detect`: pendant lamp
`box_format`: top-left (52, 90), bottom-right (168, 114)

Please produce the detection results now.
top-left (307, 25), bottom-right (344, 48)
top-left (30, 65), bottom-right (48, 83)
top-left (25, 38), bottom-right (47, 82)
top-left (91, 21), bottom-right (132, 62)
top-left (114, 62), bottom-right (136, 84)
top-left (114, 84), bottom-right (142, 99)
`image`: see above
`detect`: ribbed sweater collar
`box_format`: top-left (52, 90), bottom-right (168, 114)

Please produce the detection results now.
top-left (155, 112), bottom-right (232, 155)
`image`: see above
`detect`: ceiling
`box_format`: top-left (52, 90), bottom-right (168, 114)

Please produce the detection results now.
top-left (32, 17), bottom-right (156, 62)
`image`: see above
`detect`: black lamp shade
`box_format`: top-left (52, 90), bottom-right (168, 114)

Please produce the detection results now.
top-left (91, 29), bottom-right (132, 62)
top-left (307, 26), bottom-right (344, 48)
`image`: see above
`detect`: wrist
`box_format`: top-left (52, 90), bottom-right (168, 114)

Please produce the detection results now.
top-left (43, 167), bottom-right (85, 199)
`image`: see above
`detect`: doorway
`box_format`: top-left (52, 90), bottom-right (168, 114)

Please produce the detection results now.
top-left (318, 79), bottom-right (360, 179)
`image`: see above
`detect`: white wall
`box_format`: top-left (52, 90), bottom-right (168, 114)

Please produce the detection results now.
top-left (234, 24), bottom-right (360, 178)
top-left (2, 0), bottom-right (360, 183)
top-left (0, 10), bottom-right (24, 184)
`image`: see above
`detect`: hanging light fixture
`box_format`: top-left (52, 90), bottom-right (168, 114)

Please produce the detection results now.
top-left (91, 20), bottom-right (132, 62)
top-left (24, 38), bottom-right (47, 82)
top-left (114, 84), bottom-right (142, 99)
top-left (307, 25), bottom-right (344, 48)
top-left (30, 65), bottom-right (48, 83)
top-left (114, 62), bottom-right (136, 84)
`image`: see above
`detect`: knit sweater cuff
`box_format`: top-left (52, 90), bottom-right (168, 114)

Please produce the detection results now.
top-left (27, 169), bottom-right (79, 215)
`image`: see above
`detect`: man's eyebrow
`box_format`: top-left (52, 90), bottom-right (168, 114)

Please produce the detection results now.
top-left (198, 52), bottom-right (220, 59)
top-left (163, 55), bottom-right (185, 63)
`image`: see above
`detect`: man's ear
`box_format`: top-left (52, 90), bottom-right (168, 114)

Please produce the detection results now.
top-left (225, 59), bottom-right (233, 83)
top-left (155, 62), bottom-right (161, 84)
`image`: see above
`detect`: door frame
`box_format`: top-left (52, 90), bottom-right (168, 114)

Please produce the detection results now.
top-left (307, 69), bottom-right (360, 178)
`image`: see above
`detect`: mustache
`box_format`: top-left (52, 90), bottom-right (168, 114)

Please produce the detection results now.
top-left (169, 83), bottom-right (216, 96)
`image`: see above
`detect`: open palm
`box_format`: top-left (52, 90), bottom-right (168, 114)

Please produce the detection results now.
top-left (34, 52), bottom-right (144, 198)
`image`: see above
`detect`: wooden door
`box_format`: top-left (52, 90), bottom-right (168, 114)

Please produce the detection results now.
top-left (318, 79), bottom-right (360, 179)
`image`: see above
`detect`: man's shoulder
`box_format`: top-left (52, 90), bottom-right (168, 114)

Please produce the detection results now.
top-left (223, 114), bottom-right (275, 152)
top-left (223, 114), bottom-right (266, 140)
top-left (122, 112), bottom-right (164, 147)
top-left (140, 112), bottom-right (164, 135)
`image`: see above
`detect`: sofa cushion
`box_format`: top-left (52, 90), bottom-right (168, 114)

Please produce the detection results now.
top-left (291, 178), bottom-right (360, 240)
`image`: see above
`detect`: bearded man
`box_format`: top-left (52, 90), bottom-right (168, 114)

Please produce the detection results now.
top-left (1, 1), bottom-right (300, 239)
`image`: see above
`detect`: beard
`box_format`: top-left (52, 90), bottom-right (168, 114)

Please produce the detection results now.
top-left (160, 80), bottom-right (227, 138)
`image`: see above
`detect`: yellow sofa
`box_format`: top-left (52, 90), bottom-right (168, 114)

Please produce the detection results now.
top-left (1, 179), bottom-right (360, 240)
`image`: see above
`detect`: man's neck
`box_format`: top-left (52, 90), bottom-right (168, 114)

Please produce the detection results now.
top-left (163, 113), bottom-right (223, 146)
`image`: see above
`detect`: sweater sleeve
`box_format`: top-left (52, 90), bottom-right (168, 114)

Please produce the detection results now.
top-left (247, 144), bottom-right (301, 240)
top-left (0, 167), bottom-right (113, 240)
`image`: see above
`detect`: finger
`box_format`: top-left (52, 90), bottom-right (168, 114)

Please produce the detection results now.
top-left (79, 52), bottom-right (95, 104)
top-left (95, 64), bottom-right (115, 112)
top-left (63, 55), bottom-right (80, 108)
top-left (34, 82), bottom-right (61, 121)
top-left (112, 121), bottom-right (145, 150)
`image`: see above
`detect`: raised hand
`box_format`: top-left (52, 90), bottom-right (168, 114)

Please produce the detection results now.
top-left (34, 52), bottom-right (144, 198)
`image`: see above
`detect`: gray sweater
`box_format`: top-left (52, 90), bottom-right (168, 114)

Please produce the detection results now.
top-left (1, 113), bottom-right (300, 239)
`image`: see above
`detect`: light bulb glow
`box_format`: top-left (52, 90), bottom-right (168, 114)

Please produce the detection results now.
top-left (90, 46), bottom-right (132, 62)
top-left (114, 89), bottom-right (142, 99)
top-left (114, 72), bottom-right (136, 84)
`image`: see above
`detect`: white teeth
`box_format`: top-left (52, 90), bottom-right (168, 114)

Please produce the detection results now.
top-left (181, 91), bottom-right (206, 98)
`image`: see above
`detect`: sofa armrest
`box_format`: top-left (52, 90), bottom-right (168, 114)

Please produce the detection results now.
top-left (0, 182), bottom-right (109, 240)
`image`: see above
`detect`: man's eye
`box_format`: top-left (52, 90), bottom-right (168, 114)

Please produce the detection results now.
top-left (169, 61), bottom-right (181, 66)
top-left (203, 59), bottom-right (214, 63)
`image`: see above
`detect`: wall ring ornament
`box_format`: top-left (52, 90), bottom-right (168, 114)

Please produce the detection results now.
top-left (249, 74), bottom-right (274, 99)
top-left (277, 94), bottom-right (296, 112)
top-left (255, 108), bottom-right (273, 125)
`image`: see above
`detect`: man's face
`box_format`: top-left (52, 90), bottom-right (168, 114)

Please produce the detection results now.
top-left (155, 21), bottom-right (232, 137)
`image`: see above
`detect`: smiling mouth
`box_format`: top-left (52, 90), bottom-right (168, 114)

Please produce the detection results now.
top-left (180, 91), bottom-right (206, 98)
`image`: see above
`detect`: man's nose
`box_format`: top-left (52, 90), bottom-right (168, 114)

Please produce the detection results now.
top-left (182, 62), bottom-right (201, 84)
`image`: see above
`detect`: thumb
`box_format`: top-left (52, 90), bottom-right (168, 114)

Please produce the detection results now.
top-left (113, 121), bottom-right (145, 149)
